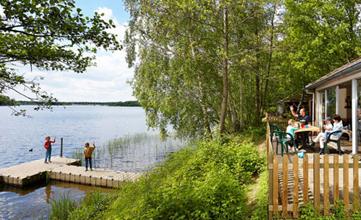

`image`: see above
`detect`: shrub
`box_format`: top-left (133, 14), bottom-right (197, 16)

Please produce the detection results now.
top-left (299, 203), bottom-right (319, 220)
top-left (106, 139), bottom-right (264, 219)
top-left (331, 200), bottom-right (346, 219)
top-left (250, 169), bottom-right (268, 220)
top-left (50, 194), bottom-right (77, 220)
top-left (68, 192), bottom-right (115, 220)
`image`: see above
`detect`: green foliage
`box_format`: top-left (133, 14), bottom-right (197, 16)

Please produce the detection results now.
top-left (299, 200), bottom-right (349, 220)
top-left (124, 0), bottom-right (361, 138)
top-left (68, 192), bottom-right (115, 220)
top-left (125, 0), bottom-right (279, 137)
top-left (50, 194), bottom-right (77, 220)
top-left (250, 169), bottom-right (268, 220)
top-left (299, 203), bottom-right (319, 220)
top-left (105, 139), bottom-right (264, 219)
top-left (331, 200), bottom-right (346, 219)
top-left (352, 211), bottom-right (361, 219)
top-left (0, 0), bottom-right (121, 114)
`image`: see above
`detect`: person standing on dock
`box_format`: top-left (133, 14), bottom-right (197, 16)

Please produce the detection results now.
top-left (84, 143), bottom-right (95, 171)
top-left (44, 136), bottom-right (55, 163)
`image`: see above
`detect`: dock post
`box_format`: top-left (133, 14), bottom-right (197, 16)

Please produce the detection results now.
top-left (60, 138), bottom-right (63, 157)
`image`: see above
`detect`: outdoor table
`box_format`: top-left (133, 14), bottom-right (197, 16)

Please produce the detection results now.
top-left (294, 126), bottom-right (320, 133)
top-left (294, 126), bottom-right (320, 149)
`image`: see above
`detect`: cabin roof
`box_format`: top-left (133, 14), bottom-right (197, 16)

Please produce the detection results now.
top-left (305, 57), bottom-right (361, 90)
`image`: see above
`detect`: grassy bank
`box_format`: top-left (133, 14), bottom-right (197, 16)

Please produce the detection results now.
top-left (51, 133), bottom-right (268, 220)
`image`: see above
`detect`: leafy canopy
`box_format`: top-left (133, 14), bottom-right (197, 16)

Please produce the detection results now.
top-left (0, 0), bottom-right (121, 113)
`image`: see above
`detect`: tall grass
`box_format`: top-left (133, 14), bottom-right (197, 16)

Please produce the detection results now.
top-left (94, 133), bottom-right (186, 171)
top-left (49, 194), bottom-right (77, 220)
top-left (72, 148), bottom-right (83, 165)
top-left (68, 192), bottom-right (115, 220)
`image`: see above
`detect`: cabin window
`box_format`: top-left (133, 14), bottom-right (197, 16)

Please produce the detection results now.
top-left (326, 87), bottom-right (336, 118)
top-left (319, 90), bottom-right (326, 121)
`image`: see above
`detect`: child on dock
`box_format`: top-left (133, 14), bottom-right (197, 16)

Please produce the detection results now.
top-left (84, 143), bottom-right (95, 171)
top-left (44, 136), bottom-right (55, 163)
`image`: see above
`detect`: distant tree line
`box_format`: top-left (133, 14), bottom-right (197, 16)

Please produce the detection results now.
top-left (0, 100), bottom-right (140, 107)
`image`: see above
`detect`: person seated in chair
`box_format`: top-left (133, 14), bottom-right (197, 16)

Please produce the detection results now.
top-left (313, 118), bottom-right (333, 154)
top-left (286, 119), bottom-right (298, 152)
top-left (290, 106), bottom-right (311, 148)
top-left (321, 114), bottom-right (344, 154)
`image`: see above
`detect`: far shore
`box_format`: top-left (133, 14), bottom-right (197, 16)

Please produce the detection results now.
top-left (0, 100), bottom-right (140, 107)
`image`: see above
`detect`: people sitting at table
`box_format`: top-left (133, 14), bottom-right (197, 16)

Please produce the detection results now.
top-left (290, 106), bottom-right (311, 148)
top-left (290, 106), bottom-right (311, 125)
top-left (286, 119), bottom-right (299, 152)
top-left (312, 118), bottom-right (333, 154)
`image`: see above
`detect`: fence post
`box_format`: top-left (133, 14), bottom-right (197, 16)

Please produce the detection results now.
top-left (353, 155), bottom-right (359, 210)
top-left (344, 155), bottom-right (349, 210)
top-left (324, 155), bottom-right (330, 215)
top-left (273, 154), bottom-right (279, 216)
top-left (60, 137), bottom-right (63, 157)
top-left (314, 154), bottom-right (320, 213)
top-left (334, 155), bottom-right (339, 202)
top-left (293, 155), bottom-right (299, 218)
top-left (303, 154), bottom-right (309, 202)
top-left (282, 156), bottom-right (288, 218)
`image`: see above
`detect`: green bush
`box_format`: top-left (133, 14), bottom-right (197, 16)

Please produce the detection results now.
top-left (106, 139), bottom-right (264, 219)
top-left (299, 203), bottom-right (319, 220)
top-left (352, 211), bottom-right (361, 219)
top-left (250, 169), bottom-right (268, 220)
top-left (68, 192), bottom-right (115, 220)
top-left (299, 201), bottom-right (348, 220)
top-left (50, 194), bottom-right (77, 220)
top-left (331, 200), bottom-right (346, 219)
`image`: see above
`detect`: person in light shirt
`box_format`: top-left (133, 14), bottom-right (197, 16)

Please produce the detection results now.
top-left (313, 118), bottom-right (333, 154)
top-left (286, 119), bottom-right (298, 152)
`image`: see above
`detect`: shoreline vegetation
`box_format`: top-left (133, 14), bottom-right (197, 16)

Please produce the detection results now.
top-left (50, 129), bottom-right (269, 220)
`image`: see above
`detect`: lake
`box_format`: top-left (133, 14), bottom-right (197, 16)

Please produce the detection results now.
top-left (0, 105), bottom-right (185, 219)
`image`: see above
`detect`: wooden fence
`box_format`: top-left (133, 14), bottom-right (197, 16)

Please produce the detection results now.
top-left (266, 121), bottom-right (361, 219)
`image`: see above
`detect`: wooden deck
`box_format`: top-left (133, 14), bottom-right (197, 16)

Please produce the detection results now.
top-left (0, 156), bottom-right (141, 188)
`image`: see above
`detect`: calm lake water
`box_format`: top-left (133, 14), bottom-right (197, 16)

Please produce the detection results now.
top-left (0, 105), bottom-right (185, 219)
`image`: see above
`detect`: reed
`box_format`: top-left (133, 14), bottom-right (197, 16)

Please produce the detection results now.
top-left (49, 193), bottom-right (77, 220)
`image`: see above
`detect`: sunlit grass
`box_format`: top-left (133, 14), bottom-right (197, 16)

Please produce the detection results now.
top-left (49, 193), bottom-right (77, 220)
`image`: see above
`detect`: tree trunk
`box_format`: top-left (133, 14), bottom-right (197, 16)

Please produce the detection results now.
top-left (219, 5), bottom-right (229, 134)
top-left (262, 2), bottom-right (277, 113)
top-left (255, 10), bottom-right (261, 126)
top-left (189, 38), bottom-right (212, 138)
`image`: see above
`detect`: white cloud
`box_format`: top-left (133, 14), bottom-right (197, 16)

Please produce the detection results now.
top-left (7, 7), bottom-right (135, 102)
top-left (0, 5), bottom-right (4, 18)
top-left (96, 7), bottom-right (113, 21)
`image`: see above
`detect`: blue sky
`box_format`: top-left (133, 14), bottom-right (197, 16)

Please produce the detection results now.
top-left (76, 0), bottom-right (129, 22)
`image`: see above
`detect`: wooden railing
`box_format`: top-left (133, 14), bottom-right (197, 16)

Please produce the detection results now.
top-left (266, 121), bottom-right (361, 219)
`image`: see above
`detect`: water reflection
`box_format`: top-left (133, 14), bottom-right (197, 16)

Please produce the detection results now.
top-left (0, 106), bottom-right (186, 219)
top-left (0, 181), bottom-right (114, 220)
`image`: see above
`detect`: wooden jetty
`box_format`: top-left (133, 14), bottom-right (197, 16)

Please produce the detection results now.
top-left (0, 156), bottom-right (141, 188)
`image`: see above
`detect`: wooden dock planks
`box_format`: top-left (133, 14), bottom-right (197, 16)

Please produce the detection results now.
top-left (0, 156), bottom-right (141, 188)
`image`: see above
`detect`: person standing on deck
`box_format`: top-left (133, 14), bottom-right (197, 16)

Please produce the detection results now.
top-left (84, 143), bottom-right (95, 171)
top-left (44, 136), bottom-right (55, 163)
